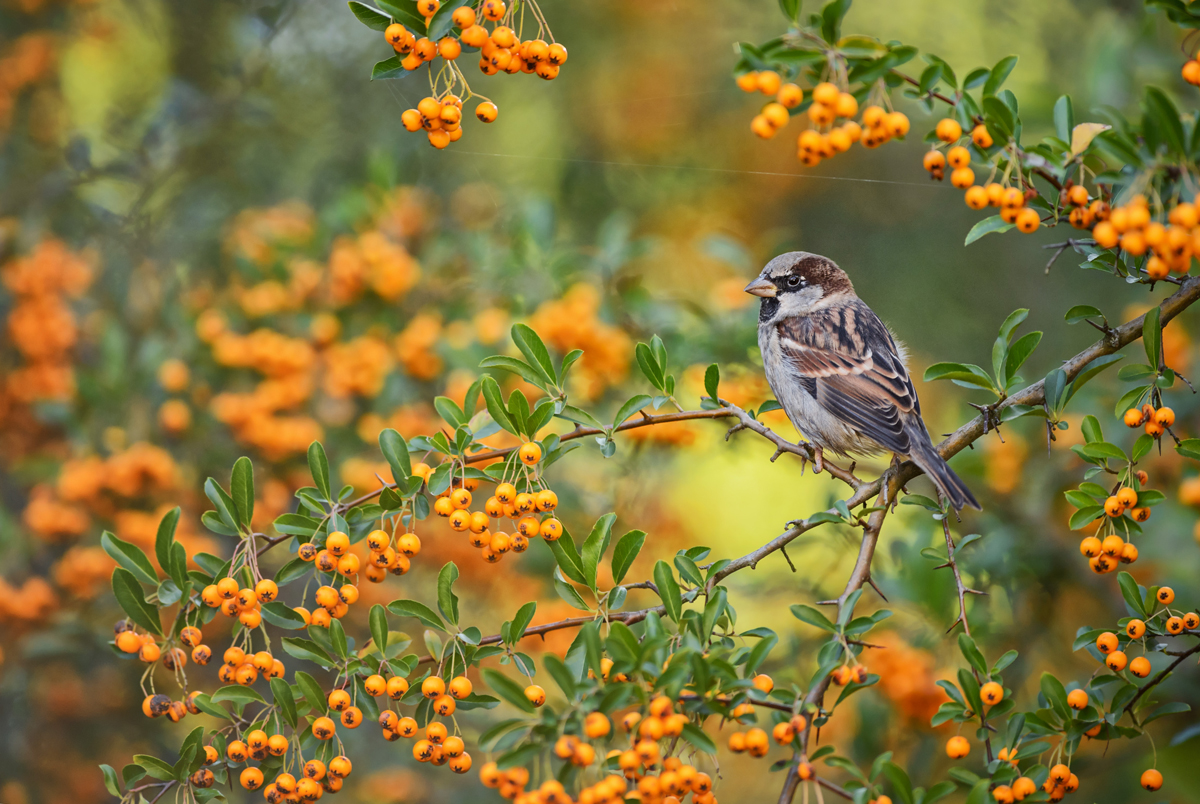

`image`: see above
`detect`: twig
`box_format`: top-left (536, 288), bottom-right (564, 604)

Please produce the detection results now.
top-left (1123, 642), bottom-right (1200, 724)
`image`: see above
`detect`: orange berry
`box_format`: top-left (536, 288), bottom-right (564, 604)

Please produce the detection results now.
top-left (946, 735), bottom-right (970, 759)
top-left (1140, 769), bottom-right (1163, 791)
top-left (935, 118), bottom-right (963, 142)
top-left (947, 145), bottom-right (971, 168)
top-left (1067, 688), bottom-right (1089, 710)
top-left (971, 124), bottom-right (994, 148)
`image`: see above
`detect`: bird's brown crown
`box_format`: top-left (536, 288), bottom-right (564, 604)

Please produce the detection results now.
top-left (762, 251), bottom-right (855, 297)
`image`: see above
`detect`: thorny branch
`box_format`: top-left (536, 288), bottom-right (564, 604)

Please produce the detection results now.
top-left (245, 278), bottom-right (1200, 797)
top-left (1122, 641), bottom-right (1200, 725)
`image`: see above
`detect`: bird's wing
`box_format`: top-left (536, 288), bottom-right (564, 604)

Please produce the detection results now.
top-left (776, 300), bottom-right (922, 455)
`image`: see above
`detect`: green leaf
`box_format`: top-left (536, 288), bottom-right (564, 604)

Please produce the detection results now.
top-left (154, 507), bottom-right (180, 577)
top-left (965, 215), bottom-right (1015, 245)
top-left (274, 556), bottom-right (310, 586)
top-left (1079, 441), bottom-right (1126, 461)
top-left (580, 513), bottom-right (617, 590)
top-left (100, 764), bottom-right (121, 797)
top-left (1144, 86), bottom-right (1186, 155)
top-left (1066, 353), bottom-right (1123, 403)
top-left (204, 478), bottom-right (239, 533)
top-left (1118, 571), bottom-right (1148, 617)
top-left (1003, 331), bottom-right (1042, 385)
top-left (132, 756), bottom-right (177, 782)
top-left (348, 0), bottom-right (393, 31)
top-left (111, 568), bottom-right (161, 635)
top-left (307, 441), bottom-right (331, 503)
top-left (510, 601), bottom-right (536, 643)
top-left (480, 376), bottom-right (519, 434)
top-left (882, 762), bottom-right (914, 804)
top-left (437, 562), bottom-right (460, 626)
top-left (231, 456), bottom-right (254, 529)
top-left (280, 638), bottom-right (335, 667)
top-left (329, 618), bottom-right (349, 659)
top-left (1144, 702), bottom-right (1190, 724)
top-left (102, 531), bottom-right (159, 586)
top-left (553, 569), bottom-right (590, 610)
top-left (653, 561), bottom-right (682, 621)
top-left (1064, 305), bottom-right (1105, 325)
top-left (704, 364), bottom-right (720, 401)
top-left (557, 405), bottom-right (602, 429)
top-left (480, 356), bottom-right (546, 388)
top-left (482, 668), bottom-right (536, 713)
top-left (610, 530), bottom-right (646, 584)
top-left (379, 428), bottom-right (412, 483)
top-left (543, 529), bottom-right (588, 585)
top-left (387, 599), bottom-right (445, 631)
top-left (211, 685), bottom-right (267, 706)
top-left (790, 604), bottom-right (837, 632)
top-left (982, 55), bottom-right (1018, 97)
top-left (1114, 384), bottom-right (1151, 418)
top-left (261, 602), bottom-right (308, 629)
top-left (1039, 672), bottom-right (1070, 718)
top-left (1054, 95), bottom-right (1075, 142)
top-left (1068, 505), bottom-right (1104, 530)
top-left (635, 342), bottom-right (666, 390)
top-left (511, 324), bottom-right (557, 385)
top-left (543, 654), bottom-right (577, 699)
top-left (1177, 439), bottom-right (1200, 460)
top-left (370, 604), bottom-right (389, 654)
top-left (923, 362), bottom-right (996, 391)
top-left (613, 394), bottom-right (653, 429)
top-left (270, 677), bottom-right (298, 729)
top-left (957, 633), bottom-right (988, 676)
top-left (681, 722), bottom-right (718, 754)
top-left (294, 671), bottom-right (327, 712)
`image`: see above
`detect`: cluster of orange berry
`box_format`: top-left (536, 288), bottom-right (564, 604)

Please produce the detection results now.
top-left (235, 749), bottom-right (353, 798)
top-left (215, 644), bottom-right (286, 687)
top-left (922, 118), bottom-right (1042, 233)
top-left (199, 574), bottom-right (280, 631)
top-left (991, 765), bottom-right (1081, 803)
top-left (736, 72), bottom-right (910, 166)
top-left (137, 688), bottom-right (199, 723)
top-left (373, 674), bottom-right (473, 772)
top-left (399, 93), bottom-right (495, 150)
top-left (477, 696), bottom-right (719, 804)
top-left (388, 0), bottom-right (566, 149)
top-left (438, 443), bottom-right (562, 564)
top-left (1090, 195), bottom-right (1198, 279)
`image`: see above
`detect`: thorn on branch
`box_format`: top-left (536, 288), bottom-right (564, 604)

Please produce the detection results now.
top-left (779, 545), bottom-right (797, 573)
top-left (725, 422), bottom-right (748, 441)
top-left (866, 576), bottom-right (888, 602)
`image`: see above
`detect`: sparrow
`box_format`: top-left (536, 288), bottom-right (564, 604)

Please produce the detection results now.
top-left (744, 251), bottom-right (980, 512)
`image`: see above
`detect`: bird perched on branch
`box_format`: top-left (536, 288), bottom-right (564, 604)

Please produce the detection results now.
top-left (745, 251), bottom-right (980, 512)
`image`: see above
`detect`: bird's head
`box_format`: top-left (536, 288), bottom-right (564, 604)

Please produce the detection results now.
top-left (744, 251), bottom-right (855, 323)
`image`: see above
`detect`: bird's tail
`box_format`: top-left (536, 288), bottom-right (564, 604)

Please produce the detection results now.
top-left (909, 438), bottom-right (981, 512)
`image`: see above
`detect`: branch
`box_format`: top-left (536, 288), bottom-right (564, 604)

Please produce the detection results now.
top-left (891, 70), bottom-right (1063, 192)
top-left (1122, 642), bottom-right (1200, 723)
top-left (778, 492), bottom-right (895, 804)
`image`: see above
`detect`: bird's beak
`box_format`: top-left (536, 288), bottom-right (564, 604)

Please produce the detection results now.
top-left (743, 277), bottom-right (777, 298)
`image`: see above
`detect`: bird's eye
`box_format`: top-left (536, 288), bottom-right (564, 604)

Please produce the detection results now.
top-left (786, 275), bottom-right (803, 288)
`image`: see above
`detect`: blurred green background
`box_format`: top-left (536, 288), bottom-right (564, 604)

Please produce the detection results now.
top-left (2, 0), bottom-right (1200, 802)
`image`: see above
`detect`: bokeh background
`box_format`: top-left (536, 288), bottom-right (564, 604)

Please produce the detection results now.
top-left (2, 0), bottom-right (1200, 802)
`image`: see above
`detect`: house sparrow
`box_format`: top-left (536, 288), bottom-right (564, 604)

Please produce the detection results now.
top-left (745, 251), bottom-right (980, 511)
